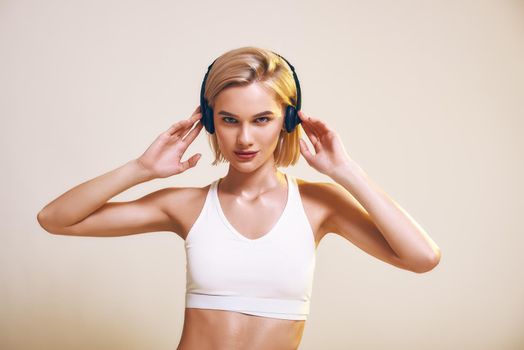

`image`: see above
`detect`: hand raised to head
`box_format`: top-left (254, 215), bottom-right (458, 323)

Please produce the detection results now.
top-left (136, 105), bottom-right (204, 179)
top-left (298, 111), bottom-right (352, 177)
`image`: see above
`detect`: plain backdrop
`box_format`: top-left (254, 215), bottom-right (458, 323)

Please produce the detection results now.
top-left (1, 0), bottom-right (523, 349)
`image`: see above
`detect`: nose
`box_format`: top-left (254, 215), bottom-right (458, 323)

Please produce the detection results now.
top-left (236, 123), bottom-right (255, 146)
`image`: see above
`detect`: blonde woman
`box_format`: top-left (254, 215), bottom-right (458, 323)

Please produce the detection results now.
top-left (37, 46), bottom-right (441, 350)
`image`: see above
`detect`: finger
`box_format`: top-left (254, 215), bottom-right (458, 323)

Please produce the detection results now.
top-left (182, 115), bottom-right (203, 135)
top-left (301, 121), bottom-right (318, 145)
top-left (189, 105), bottom-right (200, 116)
top-left (309, 117), bottom-right (330, 133)
top-left (298, 110), bottom-right (307, 123)
top-left (181, 153), bottom-right (201, 171)
top-left (166, 106), bottom-right (202, 132)
top-left (299, 112), bottom-right (316, 136)
top-left (166, 121), bottom-right (185, 135)
top-left (299, 138), bottom-right (314, 161)
top-left (181, 121), bottom-right (203, 143)
top-left (303, 116), bottom-right (322, 137)
top-left (167, 113), bottom-right (202, 136)
top-left (169, 123), bottom-right (197, 144)
top-left (190, 108), bottom-right (202, 125)
top-left (301, 120), bottom-right (321, 152)
top-left (309, 119), bottom-right (330, 139)
top-left (300, 111), bottom-right (324, 136)
top-left (186, 112), bottom-right (203, 128)
top-left (166, 119), bottom-right (192, 136)
top-left (187, 106), bottom-right (202, 120)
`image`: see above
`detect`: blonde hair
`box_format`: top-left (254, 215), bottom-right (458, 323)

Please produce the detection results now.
top-left (203, 46), bottom-right (303, 167)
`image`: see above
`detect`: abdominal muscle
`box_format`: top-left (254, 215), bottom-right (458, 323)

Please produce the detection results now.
top-left (176, 308), bottom-right (306, 350)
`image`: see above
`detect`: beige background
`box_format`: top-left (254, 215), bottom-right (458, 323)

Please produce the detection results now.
top-left (2, 0), bottom-right (523, 349)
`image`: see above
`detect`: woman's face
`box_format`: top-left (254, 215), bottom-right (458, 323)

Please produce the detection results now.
top-left (213, 82), bottom-right (285, 170)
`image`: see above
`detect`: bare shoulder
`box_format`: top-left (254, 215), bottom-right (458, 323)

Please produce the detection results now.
top-left (294, 176), bottom-right (334, 245)
top-left (156, 183), bottom-right (211, 240)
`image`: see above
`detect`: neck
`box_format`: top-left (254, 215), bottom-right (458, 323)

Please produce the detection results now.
top-left (219, 162), bottom-right (286, 197)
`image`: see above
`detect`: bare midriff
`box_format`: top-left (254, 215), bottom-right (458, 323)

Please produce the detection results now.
top-left (174, 179), bottom-right (325, 349)
top-left (176, 308), bottom-right (306, 350)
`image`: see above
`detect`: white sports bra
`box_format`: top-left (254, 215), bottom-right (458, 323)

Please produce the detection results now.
top-left (184, 173), bottom-right (317, 320)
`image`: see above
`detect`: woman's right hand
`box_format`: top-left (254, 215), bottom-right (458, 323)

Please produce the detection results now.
top-left (136, 105), bottom-right (205, 179)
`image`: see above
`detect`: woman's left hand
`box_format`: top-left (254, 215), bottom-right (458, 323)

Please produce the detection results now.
top-left (298, 110), bottom-right (353, 178)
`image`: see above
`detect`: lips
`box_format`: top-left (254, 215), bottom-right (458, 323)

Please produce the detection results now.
top-left (234, 151), bottom-right (258, 155)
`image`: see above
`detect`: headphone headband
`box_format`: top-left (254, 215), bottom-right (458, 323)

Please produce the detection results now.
top-left (273, 53), bottom-right (301, 111)
top-left (200, 50), bottom-right (302, 134)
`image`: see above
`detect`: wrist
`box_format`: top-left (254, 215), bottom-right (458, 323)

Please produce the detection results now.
top-left (329, 159), bottom-right (365, 182)
top-left (129, 159), bottom-right (156, 183)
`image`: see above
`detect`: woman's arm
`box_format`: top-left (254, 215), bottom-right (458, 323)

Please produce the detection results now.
top-left (37, 106), bottom-right (204, 235)
top-left (298, 111), bottom-right (440, 272)
top-left (326, 161), bottom-right (441, 273)
top-left (37, 159), bottom-right (153, 230)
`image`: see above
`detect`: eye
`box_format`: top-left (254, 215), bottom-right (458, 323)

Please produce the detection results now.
top-left (222, 116), bottom-right (272, 124)
top-left (256, 116), bottom-right (271, 123)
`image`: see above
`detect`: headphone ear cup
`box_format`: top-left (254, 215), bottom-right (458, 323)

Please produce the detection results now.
top-left (201, 103), bottom-right (215, 134)
top-left (284, 105), bottom-right (301, 133)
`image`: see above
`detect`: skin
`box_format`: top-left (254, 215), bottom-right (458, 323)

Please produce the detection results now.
top-left (176, 81), bottom-right (440, 349)
top-left (211, 82), bottom-right (289, 196)
top-left (175, 178), bottom-right (327, 350)
top-left (38, 80), bottom-right (440, 349)
top-left (176, 82), bottom-right (325, 350)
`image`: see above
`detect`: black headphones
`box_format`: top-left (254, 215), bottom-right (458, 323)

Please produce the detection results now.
top-left (199, 51), bottom-right (302, 134)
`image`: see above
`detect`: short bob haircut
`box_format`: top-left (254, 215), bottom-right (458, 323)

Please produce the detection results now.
top-left (203, 46), bottom-right (303, 167)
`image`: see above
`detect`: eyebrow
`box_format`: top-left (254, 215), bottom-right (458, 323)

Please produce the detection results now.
top-left (217, 110), bottom-right (275, 118)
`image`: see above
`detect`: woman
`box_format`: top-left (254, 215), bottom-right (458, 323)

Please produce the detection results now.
top-left (37, 46), bottom-right (441, 350)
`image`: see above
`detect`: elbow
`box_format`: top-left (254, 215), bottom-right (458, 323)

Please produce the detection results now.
top-left (37, 211), bottom-right (47, 230)
top-left (411, 249), bottom-right (441, 274)
top-left (37, 210), bottom-right (59, 235)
